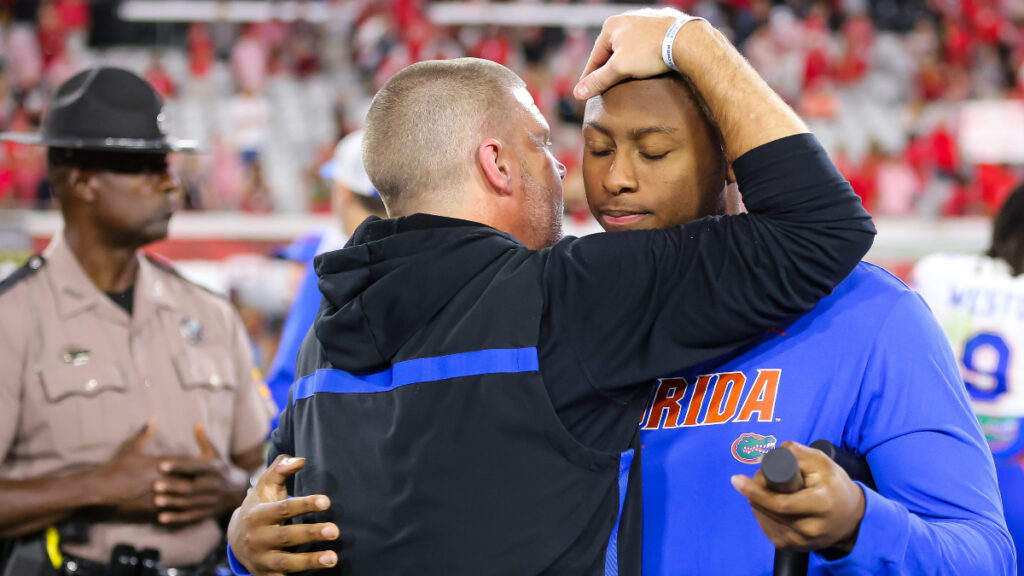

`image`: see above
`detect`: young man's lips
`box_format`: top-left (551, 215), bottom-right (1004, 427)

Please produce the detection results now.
top-left (601, 211), bottom-right (649, 226)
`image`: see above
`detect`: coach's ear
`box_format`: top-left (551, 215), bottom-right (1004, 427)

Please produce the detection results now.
top-left (477, 138), bottom-right (514, 197)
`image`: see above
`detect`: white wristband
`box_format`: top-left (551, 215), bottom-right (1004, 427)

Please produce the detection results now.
top-left (662, 16), bottom-right (707, 72)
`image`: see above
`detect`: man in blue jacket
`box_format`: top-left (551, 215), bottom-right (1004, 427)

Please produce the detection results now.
top-left (580, 67), bottom-right (1013, 575)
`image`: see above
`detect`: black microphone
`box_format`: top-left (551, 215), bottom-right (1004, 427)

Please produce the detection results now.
top-left (761, 447), bottom-right (810, 576)
top-left (762, 441), bottom-right (874, 576)
top-left (762, 445), bottom-right (803, 494)
top-left (810, 439), bottom-right (876, 490)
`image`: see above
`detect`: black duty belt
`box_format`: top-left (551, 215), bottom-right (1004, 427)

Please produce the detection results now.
top-left (62, 553), bottom-right (222, 576)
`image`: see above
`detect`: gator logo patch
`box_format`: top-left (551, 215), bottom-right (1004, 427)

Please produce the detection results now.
top-left (978, 414), bottom-right (1021, 454)
top-left (732, 433), bottom-right (777, 464)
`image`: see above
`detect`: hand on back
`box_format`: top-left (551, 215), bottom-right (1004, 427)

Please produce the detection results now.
top-left (227, 455), bottom-right (340, 575)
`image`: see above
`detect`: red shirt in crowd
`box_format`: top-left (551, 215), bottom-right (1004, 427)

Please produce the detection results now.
top-left (56, 0), bottom-right (89, 30)
top-left (944, 22), bottom-right (974, 67)
top-left (189, 24), bottom-right (214, 78)
top-left (146, 66), bottom-right (177, 98)
top-left (472, 33), bottom-right (511, 66)
top-left (976, 163), bottom-right (1018, 214)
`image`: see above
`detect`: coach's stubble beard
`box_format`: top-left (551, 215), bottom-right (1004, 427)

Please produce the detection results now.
top-left (523, 169), bottom-right (564, 249)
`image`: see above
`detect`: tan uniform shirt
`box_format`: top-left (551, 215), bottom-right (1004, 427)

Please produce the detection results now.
top-left (0, 234), bottom-right (273, 566)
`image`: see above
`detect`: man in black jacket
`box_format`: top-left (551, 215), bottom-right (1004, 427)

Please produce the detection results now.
top-left (227, 9), bottom-right (875, 576)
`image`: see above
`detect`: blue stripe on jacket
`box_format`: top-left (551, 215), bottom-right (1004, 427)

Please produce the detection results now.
top-left (293, 347), bottom-right (541, 402)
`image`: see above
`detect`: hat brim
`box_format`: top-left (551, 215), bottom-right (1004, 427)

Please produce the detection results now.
top-left (0, 132), bottom-right (202, 153)
top-left (0, 132), bottom-right (44, 146)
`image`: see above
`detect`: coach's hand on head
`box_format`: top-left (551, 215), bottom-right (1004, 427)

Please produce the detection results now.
top-left (574, 8), bottom-right (694, 99)
top-left (731, 442), bottom-right (866, 555)
top-left (227, 455), bottom-right (339, 575)
top-left (575, 7), bottom-right (807, 162)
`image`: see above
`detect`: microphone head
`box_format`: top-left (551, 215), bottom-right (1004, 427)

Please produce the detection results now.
top-left (761, 446), bottom-right (803, 493)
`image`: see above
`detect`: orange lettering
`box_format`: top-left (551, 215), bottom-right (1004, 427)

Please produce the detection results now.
top-left (682, 375), bottom-right (712, 426)
top-left (641, 378), bottom-right (688, 430)
top-left (735, 369), bottom-right (781, 423)
top-left (704, 372), bottom-right (745, 424)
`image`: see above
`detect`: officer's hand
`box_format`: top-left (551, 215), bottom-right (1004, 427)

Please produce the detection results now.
top-left (574, 8), bottom-right (707, 100)
top-left (731, 441), bottom-right (866, 554)
top-left (92, 418), bottom-right (165, 518)
top-left (227, 455), bottom-right (339, 575)
top-left (152, 423), bottom-right (248, 525)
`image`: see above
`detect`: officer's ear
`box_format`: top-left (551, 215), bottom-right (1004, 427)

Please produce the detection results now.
top-left (477, 138), bottom-right (514, 197)
top-left (68, 168), bottom-right (100, 203)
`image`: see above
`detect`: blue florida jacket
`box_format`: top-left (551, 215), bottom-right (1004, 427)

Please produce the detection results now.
top-left (640, 262), bottom-right (1014, 575)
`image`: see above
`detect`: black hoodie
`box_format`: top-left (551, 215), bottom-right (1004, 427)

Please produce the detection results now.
top-left (271, 134), bottom-right (875, 575)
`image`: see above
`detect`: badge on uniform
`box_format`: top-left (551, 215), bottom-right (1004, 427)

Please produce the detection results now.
top-left (180, 317), bottom-right (204, 345)
top-left (60, 345), bottom-right (91, 366)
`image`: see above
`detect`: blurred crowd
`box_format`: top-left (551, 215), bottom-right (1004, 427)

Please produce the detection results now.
top-left (0, 0), bottom-right (1022, 218)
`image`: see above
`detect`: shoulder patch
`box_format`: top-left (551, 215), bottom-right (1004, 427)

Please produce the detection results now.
top-left (143, 252), bottom-right (225, 301)
top-left (0, 255), bottom-right (45, 298)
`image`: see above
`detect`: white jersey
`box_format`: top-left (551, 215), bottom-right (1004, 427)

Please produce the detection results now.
top-left (913, 252), bottom-right (1024, 458)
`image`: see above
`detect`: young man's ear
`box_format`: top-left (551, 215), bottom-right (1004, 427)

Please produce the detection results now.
top-left (477, 138), bottom-right (514, 196)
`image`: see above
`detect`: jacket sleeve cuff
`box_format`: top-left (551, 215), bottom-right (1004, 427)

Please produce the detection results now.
top-left (814, 482), bottom-right (909, 574)
top-left (227, 543), bottom-right (253, 576)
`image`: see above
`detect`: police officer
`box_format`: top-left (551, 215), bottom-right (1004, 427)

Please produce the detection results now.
top-left (0, 67), bottom-right (273, 575)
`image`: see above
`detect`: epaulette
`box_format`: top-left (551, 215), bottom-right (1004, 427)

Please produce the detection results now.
top-left (0, 255), bottom-right (45, 298)
top-left (143, 251), bottom-right (181, 277)
top-left (143, 252), bottom-right (225, 300)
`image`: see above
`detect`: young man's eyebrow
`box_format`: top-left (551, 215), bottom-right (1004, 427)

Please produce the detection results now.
top-left (583, 121), bottom-right (612, 137)
top-left (583, 122), bottom-right (678, 140)
top-left (629, 126), bottom-right (678, 139)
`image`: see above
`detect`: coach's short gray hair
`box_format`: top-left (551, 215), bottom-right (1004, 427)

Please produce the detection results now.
top-left (362, 58), bottom-right (525, 214)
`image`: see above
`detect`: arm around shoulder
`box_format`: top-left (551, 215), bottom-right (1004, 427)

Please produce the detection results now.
top-left (558, 11), bottom-right (875, 387)
top-left (544, 134), bottom-right (874, 387)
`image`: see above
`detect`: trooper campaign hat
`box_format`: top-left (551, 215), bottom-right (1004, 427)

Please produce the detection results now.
top-left (0, 67), bottom-right (198, 153)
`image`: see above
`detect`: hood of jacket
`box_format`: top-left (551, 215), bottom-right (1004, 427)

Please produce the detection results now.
top-left (313, 214), bottom-right (523, 372)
